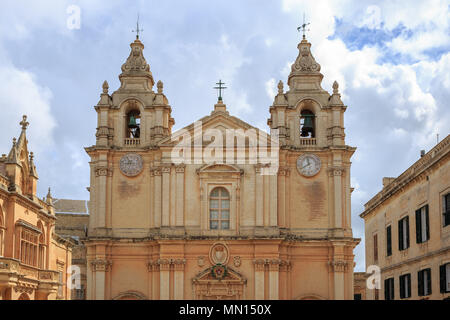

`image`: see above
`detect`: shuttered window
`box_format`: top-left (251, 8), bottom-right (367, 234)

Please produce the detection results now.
top-left (399, 274), bottom-right (411, 299)
top-left (373, 234), bottom-right (378, 262)
top-left (418, 268), bottom-right (432, 296)
top-left (386, 226), bottom-right (392, 256)
top-left (440, 263), bottom-right (450, 293)
top-left (415, 205), bottom-right (429, 243)
top-left (384, 278), bottom-right (394, 300)
top-left (398, 216), bottom-right (409, 251)
top-left (443, 193), bottom-right (450, 227)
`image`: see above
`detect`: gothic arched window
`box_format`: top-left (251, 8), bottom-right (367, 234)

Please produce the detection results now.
top-left (209, 187), bottom-right (230, 230)
top-left (38, 222), bottom-right (46, 269)
top-left (300, 109), bottom-right (315, 138)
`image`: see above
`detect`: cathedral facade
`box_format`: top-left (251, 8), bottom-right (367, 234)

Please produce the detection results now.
top-left (85, 33), bottom-right (359, 300)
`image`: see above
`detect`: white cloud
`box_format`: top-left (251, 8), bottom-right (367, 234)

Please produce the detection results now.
top-left (265, 78), bottom-right (276, 99)
top-left (0, 62), bottom-right (55, 155)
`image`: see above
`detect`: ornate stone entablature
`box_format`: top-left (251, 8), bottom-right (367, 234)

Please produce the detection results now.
top-left (147, 258), bottom-right (186, 272)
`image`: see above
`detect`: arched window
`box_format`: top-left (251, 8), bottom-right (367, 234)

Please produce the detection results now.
top-left (209, 187), bottom-right (230, 230)
top-left (300, 110), bottom-right (315, 138)
top-left (126, 110), bottom-right (141, 139)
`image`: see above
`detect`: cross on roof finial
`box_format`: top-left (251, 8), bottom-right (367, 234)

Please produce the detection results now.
top-left (132, 14), bottom-right (144, 40)
top-left (297, 12), bottom-right (310, 40)
top-left (214, 80), bottom-right (227, 102)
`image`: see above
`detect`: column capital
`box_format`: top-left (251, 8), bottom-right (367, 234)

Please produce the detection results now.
top-left (328, 260), bottom-right (348, 273)
top-left (91, 259), bottom-right (112, 272)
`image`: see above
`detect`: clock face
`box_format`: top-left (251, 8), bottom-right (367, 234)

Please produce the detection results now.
top-left (297, 154), bottom-right (321, 177)
top-left (119, 153), bottom-right (143, 177)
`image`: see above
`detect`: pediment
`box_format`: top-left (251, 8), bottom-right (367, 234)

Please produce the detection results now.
top-left (197, 163), bottom-right (242, 174)
top-left (158, 112), bottom-right (264, 147)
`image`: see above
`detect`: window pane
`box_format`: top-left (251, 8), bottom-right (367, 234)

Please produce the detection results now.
top-left (221, 200), bottom-right (230, 209)
top-left (221, 221), bottom-right (229, 230)
top-left (210, 200), bottom-right (219, 209)
top-left (210, 210), bottom-right (219, 219)
top-left (210, 221), bottom-right (218, 230)
top-left (211, 189), bottom-right (219, 197)
top-left (221, 210), bottom-right (229, 219)
top-left (219, 188), bottom-right (229, 198)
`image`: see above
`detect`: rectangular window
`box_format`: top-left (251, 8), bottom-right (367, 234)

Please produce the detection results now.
top-left (440, 263), bottom-right (450, 293)
top-left (418, 268), bottom-right (432, 296)
top-left (399, 274), bottom-right (411, 299)
top-left (373, 234), bottom-right (378, 262)
top-left (416, 205), bottom-right (430, 243)
top-left (374, 289), bottom-right (379, 300)
top-left (20, 229), bottom-right (38, 267)
top-left (384, 278), bottom-right (394, 300)
top-left (443, 193), bottom-right (450, 227)
top-left (354, 294), bottom-right (362, 300)
top-left (398, 216), bottom-right (410, 251)
top-left (386, 226), bottom-right (392, 256)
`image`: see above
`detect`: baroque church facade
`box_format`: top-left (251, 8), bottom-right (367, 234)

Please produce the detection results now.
top-left (85, 33), bottom-right (359, 300)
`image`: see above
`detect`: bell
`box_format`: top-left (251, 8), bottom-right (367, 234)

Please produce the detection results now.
top-left (128, 115), bottom-right (138, 129)
top-left (301, 115), bottom-right (314, 137)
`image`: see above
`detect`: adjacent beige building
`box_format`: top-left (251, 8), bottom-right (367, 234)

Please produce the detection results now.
top-left (0, 117), bottom-right (73, 300)
top-left (84, 32), bottom-right (360, 300)
top-left (360, 135), bottom-right (450, 300)
top-left (54, 199), bottom-right (89, 300)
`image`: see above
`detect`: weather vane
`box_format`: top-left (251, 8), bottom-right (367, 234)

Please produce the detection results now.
top-left (214, 80), bottom-right (227, 102)
top-left (132, 14), bottom-right (144, 39)
top-left (297, 13), bottom-right (310, 40)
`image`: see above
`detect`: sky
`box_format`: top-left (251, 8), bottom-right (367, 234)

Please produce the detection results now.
top-left (0, 0), bottom-right (449, 272)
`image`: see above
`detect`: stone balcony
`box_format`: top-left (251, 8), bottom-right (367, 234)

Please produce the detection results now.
top-left (0, 257), bottom-right (59, 289)
top-left (299, 138), bottom-right (317, 146)
top-left (124, 138), bottom-right (141, 147)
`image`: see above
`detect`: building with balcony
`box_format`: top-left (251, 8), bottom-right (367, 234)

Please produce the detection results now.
top-left (360, 135), bottom-right (450, 300)
top-left (0, 116), bottom-right (73, 300)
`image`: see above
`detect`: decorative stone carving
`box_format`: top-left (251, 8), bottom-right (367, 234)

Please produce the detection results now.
top-left (91, 259), bottom-right (112, 272)
top-left (329, 260), bottom-right (348, 273)
top-left (233, 256), bottom-right (241, 268)
top-left (197, 256), bottom-right (205, 267)
top-left (291, 40), bottom-right (321, 73)
top-left (209, 242), bottom-right (229, 265)
top-left (119, 153), bottom-right (143, 177)
top-left (95, 166), bottom-right (113, 177)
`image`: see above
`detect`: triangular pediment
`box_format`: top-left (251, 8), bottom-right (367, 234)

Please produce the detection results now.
top-left (159, 112), bottom-right (270, 147)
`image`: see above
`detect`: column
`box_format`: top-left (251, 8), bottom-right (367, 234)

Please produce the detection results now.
top-left (153, 169), bottom-right (162, 227)
top-left (91, 259), bottom-right (112, 300)
top-left (255, 167), bottom-right (263, 227)
top-left (331, 260), bottom-right (347, 300)
top-left (269, 174), bottom-right (277, 226)
top-left (268, 260), bottom-right (279, 300)
top-left (331, 168), bottom-right (343, 228)
top-left (254, 259), bottom-right (265, 299)
top-left (162, 167), bottom-right (171, 226)
top-left (173, 259), bottom-right (186, 300)
top-left (175, 165), bottom-right (185, 226)
top-left (159, 259), bottom-right (170, 300)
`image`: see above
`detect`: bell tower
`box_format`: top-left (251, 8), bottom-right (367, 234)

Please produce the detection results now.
top-left (93, 36), bottom-right (174, 150)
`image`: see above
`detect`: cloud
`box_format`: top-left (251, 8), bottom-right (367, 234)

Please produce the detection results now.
top-left (0, 62), bottom-right (55, 155)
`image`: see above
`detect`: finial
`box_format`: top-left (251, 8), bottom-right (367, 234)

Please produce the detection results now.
top-left (20, 115), bottom-right (29, 131)
top-left (46, 187), bottom-right (53, 205)
top-left (297, 13), bottom-right (310, 40)
top-left (277, 80), bottom-right (284, 94)
top-left (102, 80), bottom-right (109, 94)
top-left (132, 14), bottom-right (144, 40)
top-left (12, 137), bottom-right (16, 146)
top-left (29, 151), bottom-right (34, 162)
top-left (214, 80), bottom-right (227, 102)
top-left (333, 80), bottom-right (339, 94)
top-left (157, 80), bottom-right (163, 94)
